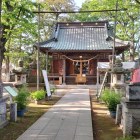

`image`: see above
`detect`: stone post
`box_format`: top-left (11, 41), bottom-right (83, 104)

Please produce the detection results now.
top-left (0, 96), bottom-right (9, 128)
top-left (10, 103), bottom-right (17, 122)
top-left (123, 112), bottom-right (133, 136)
top-left (0, 82), bottom-right (3, 98)
top-left (115, 104), bottom-right (122, 125)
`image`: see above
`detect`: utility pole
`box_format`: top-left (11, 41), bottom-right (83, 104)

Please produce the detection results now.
top-left (112, 0), bottom-right (118, 65)
top-left (36, 0), bottom-right (44, 90)
top-left (37, 3), bottom-right (40, 90)
top-left (0, 0), bottom-right (3, 98)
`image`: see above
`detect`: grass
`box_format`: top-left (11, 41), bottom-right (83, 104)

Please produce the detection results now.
top-left (90, 90), bottom-right (140, 140)
top-left (90, 90), bottom-right (123, 140)
top-left (0, 95), bottom-right (62, 140)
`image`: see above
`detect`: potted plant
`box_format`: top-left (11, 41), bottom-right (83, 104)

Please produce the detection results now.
top-left (30, 90), bottom-right (46, 104)
top-left (101, 88), bottom-right (121, 118)
top-left (15, 85), bottom-right (29, 117)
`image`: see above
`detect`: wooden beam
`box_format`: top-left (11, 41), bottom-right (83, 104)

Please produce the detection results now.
top-left (33, 8), bottom-right (127, 14)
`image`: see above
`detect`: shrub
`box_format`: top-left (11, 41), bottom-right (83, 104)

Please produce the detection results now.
top-left (15, 85), bottom-right (30, 110)
top-left (116, 136), bottom-right (136, 140)
top-left (30, 90), bottom-right (46, 100)
top-left (101, 89), bottom-right (121, 111)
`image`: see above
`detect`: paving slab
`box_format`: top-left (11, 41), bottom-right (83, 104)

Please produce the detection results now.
top-left (17, 89), bottom-right (94, 140)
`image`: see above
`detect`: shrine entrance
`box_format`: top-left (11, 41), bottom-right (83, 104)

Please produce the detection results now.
top-left (65, 55), bottom-right (97, 84)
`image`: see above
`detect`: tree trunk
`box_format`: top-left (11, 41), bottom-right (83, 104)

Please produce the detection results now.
top-left (0, 48), bottom-right (3, 98)
top-left (122, 52), bottom-right (125, 62)
top-left (0, 38), bottom-right (6, 97)
top-left (5, 56), bottom-right (10, 82)
top-left (129, 20), bottom-right (135, 61)
top-left (129, 44), bottom-right (135, 61)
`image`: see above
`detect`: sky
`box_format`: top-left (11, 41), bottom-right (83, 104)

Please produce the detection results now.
top-left (33, 0), bottom-right (86, 8)
top-left (74, 0), bottom-right (86, 7)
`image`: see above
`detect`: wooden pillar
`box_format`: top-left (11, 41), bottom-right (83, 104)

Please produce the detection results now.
top-left (63, 58), bottom-right (66, 85)
top-left (52, 56), bottom-right (54, 74)
top-left (96, 67), bottom-right (99, 97)
top-left (80, 60), bottom-right (82, 75)
top-left (46, 51), bottom-right (48, 72)
top-left (88, 60), bottom-right (90, 74)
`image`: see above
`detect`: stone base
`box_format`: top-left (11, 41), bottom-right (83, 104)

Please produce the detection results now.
top-left (0, 120), bottom-right (9, 129)
top-left (126, 84), bottom-right (140, 101)
top-left (121, 98), bottom-right (140, 136)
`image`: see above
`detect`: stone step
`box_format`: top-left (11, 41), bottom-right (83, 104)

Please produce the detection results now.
top-left (55, 85), bottom-right (99, 90)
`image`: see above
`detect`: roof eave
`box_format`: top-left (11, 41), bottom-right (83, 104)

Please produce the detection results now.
top-left (39, 47), bottom-right (113, 53)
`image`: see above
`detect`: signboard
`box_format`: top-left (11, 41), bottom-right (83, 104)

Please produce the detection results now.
top-left (42, 70), bottom-right (51, 97)
top-left (4, 86), bottom-right (18, 97)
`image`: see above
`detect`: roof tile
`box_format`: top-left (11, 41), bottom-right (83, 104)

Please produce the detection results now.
top-left (39, 22), bottom-right (128, 52)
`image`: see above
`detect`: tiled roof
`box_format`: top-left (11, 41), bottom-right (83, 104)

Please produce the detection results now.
top-left (39, 21), bottom-right (129, 52)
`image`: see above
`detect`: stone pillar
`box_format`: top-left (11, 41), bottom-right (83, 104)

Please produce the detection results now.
top-left (115, 104), bottom-right (122, 125)
top-left (0, 82), bottom-right (3, 98)
top-left (63, 58), bottom-right (66, 85)
top-left (123, 112), bottom-right (133, 136)
top-left (10, 103), bottom-right (17, 122)
top-left (0, 96), bottom-right (9, 128)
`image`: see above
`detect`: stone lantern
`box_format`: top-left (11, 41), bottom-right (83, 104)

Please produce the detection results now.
top-left (110, 59), bottom-right (126, 95)
top-left (12, 60), bottom-right (27, 84)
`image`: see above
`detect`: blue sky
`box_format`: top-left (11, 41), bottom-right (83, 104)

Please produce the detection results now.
top-left (74, 0), bottom-right (86, 7)
top-left (33, 0), bottom-right (86, 8)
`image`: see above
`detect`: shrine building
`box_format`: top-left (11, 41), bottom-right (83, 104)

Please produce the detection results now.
top-left (34, 20), bottom-right (129, 85)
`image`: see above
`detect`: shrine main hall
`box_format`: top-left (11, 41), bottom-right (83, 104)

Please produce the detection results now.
top-left (34, 20), bottom-right (129, 85)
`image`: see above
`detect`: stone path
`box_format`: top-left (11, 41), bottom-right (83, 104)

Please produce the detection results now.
top-left (17, 89), bottom-right (93, 140)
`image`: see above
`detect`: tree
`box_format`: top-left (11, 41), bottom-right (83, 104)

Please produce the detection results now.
top-left (0, 0), bottom-right (77, 88)
top-left (135, 0), bottom-right (140, 4)
top-left (75, 0), bottom-right (140, 61)
top-left (0, 0), bottom-right (36, 96)
top-left (73, 0), bottom-right (101, 22)
top-left (38, 0), bottom-right (76, 41)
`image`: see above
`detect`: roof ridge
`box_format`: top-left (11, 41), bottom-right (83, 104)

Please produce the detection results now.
top-left (60, 26), bottom-right (105, 29)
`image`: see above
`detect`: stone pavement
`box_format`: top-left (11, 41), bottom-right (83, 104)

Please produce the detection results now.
top-left (17, 89), bottom-right (93, 140)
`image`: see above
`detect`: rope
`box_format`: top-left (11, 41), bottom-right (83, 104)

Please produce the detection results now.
top-left (63, 55), bottom-right (98, 62)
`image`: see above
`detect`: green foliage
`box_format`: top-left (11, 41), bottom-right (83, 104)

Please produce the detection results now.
top-left (15, 85), bottom-right (30, 110)
top-left (101, 89), bottom-right (121, 111)
top-left (1, 0), bottom-right (37, 71)
top-left (1, 0), bottom-right (77, 73)
top-left (30, 90), bottom-right (46, 100)
top-left (76, 0), bottom-right (140, 60)
top-left (116, 136), bottom-right (136, 140)
top-left (74, 0), bottom-right (100, 22)
top-left (50, 87), bottom-right (56, 94)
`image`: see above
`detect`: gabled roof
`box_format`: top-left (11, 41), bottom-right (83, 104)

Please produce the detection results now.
top-left (36, 21), bottom-right (129, 53)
